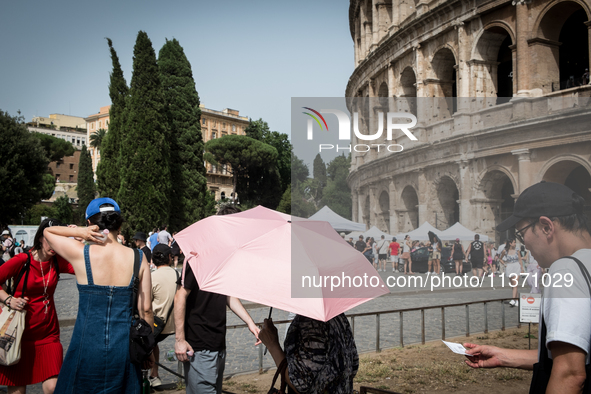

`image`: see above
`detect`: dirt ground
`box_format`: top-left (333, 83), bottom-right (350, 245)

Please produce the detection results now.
top-left (159, 326), bottom-right (538, 394)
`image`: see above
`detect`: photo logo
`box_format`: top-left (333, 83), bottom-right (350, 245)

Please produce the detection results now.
top-left (304, 108), bottom-right (418, 141)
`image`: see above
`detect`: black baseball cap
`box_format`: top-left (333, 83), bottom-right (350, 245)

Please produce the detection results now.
top-left (153, 244), bottom-right (172, 256)
top-left (496, 182), bottom-right (581, 232)
top-left (132, 232), bottom-right (147, 242)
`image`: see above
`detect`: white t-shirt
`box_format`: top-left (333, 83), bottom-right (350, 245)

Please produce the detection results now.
top-left (403, 241), bottom-right (410, 253)
top-left (377, 239), bottom-right (389, 254)
top-left (540, 249), bottom-right (591, 363)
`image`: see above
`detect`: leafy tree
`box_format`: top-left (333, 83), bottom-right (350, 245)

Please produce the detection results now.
top-left (313, 153), bottom-right (327, 185)
top-left (321, 154), bottom-right (352, 220)
top-left (244, 119), bottom-right (292, 194)
top-left (77, 145), bottom-right (95, 210)
top-left (158, 38), bottom-right (215, 230)
top-left (97, 38), bottom-right (129, 198)
top-left (118, 31), bottom-right (171, 232)
top-left (0, 110), bottom-right (49, 225)
top-left (32, 133), bottom-right (75, 162)
top-left (89, 128), bottom-right (107, 151)
top-left (291, 153), bottom-right (309, 185)
top-left (41, 173), bottom-right (56, 200)
top-left (276, 184), bottom-right (291, 214)
top-left (205, 135), bottom-right (278, 207)
top-left (25, 204), bottom-right (57, 225)
top-left (289, 153), bottom-right (316, 217)
top-left (53, 195), bottom-right (73, 224)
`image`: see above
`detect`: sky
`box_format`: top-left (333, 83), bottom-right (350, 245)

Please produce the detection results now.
top-left (0, 0), bottom-right (354, 144)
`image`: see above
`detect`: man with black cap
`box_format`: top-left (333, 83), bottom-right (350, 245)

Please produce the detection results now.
top-left (464, 182), bottom-right (591, 393)
top-left (133, 231), bottom-right (151, 265)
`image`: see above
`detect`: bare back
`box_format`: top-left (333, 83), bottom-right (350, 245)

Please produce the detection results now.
top-left (76, 243), bottom-right (136, 286)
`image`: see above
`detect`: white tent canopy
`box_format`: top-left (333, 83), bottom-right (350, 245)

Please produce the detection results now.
top-left (438, 222), bottom-right (489, 242)
top-left (395, 222), bottom-right (443, 241)
top-left (308, 206), bottom-right (366, 232)
top-left (346, 226), bottom-right (393, 241)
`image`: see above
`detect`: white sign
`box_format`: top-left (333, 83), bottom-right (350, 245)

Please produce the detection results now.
top-left (519, 293), bottom-right (541, 323)
top-left (442, 340), bottom-right (469, 356)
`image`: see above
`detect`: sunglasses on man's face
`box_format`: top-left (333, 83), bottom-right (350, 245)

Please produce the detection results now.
top-left (515, 220), bottom-right (537, 244)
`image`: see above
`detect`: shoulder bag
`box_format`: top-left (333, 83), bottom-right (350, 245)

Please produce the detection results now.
top-left (0, 252), bottom-right (31, 365)
top-left (129, 249), bottom-right (155, 365)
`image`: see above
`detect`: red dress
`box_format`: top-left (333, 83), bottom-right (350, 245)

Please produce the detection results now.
top-left (0, 252), bottom-right (74, 386)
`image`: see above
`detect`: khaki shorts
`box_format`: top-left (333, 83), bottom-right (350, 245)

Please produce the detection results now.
top-left (432, 251), bottom-right (441, 260)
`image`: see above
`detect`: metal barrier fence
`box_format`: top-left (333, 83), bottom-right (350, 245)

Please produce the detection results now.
top-left (223, 297), bottom-right (521, 374)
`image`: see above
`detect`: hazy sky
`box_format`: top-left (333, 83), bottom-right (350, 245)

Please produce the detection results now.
top-left (0, 0), bottom-right (354, 141)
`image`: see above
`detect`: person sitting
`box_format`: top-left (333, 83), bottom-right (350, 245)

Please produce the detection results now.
top-left (259, 313), bottom-right (359, 393)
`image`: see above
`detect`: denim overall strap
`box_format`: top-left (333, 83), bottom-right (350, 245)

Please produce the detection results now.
top-left (83, 244), bottom-right (94, 285)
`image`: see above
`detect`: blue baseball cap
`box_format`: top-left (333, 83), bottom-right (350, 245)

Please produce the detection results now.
top-left (85, 197), bottom-right (121, 220)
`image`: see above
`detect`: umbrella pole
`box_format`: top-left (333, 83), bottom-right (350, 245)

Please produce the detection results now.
top-left (263, 307), bottom-right (273, 356)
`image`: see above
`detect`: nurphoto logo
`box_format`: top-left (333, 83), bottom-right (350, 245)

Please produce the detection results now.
top-left (302, 107), bottom-right (418, 153)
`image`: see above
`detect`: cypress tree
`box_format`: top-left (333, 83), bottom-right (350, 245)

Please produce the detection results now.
top-left (96, 38), bottom-right (129, 198)
top-left (77, 145), bottom-right (95, 211)
top-left (158, 38), bottom-right (214, 230)
top-left (118, 31), bottom-right (171, 232)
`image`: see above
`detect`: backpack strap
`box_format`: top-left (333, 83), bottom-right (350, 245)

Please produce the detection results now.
top-left (131, 248), bottom-right (142, 320)
top-left (563, 256), bottom-right (591, 295)
top-left (163, 270), bottom-right (181, 323)
top-left (10, 252), bottom-right (32, 297)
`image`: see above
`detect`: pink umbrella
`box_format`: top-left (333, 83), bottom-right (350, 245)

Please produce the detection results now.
top-left (175, 206), bottom-right (388, 322)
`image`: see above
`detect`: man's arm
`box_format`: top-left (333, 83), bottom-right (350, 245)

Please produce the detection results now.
top-left (174, 287), bottom-right (194, 361)
top-left (464, 343), bottom-right (537, 370)
top-left (227, 296), bottom-right (261, 345)
top-left (546, 341), bottom-right (587, 394)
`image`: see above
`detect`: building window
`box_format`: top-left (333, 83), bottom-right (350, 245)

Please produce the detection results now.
top-left (69, 175), bottom-right (74, 182)
top-left (212, 132), bottom-right (216, 139)
top-left (221, 192), bottom-right (226, 199)
top-left (70, 163), bottom-right (74, 170)
top-left (232, 124), bottom-right (236, 132)
top-left (222, 164), bottom-right (227, 175)
top-left (211, 165), bottom-right (217, 173)
top-left (56, 163), bottom-right (60, 169)
top-left (77, 139), bottom-right (80, 145)
top-left (202, 119), bottom-right (206, 125)
top-left (55, 174), bottom-right (61, 181)
top-left (223, 122), bottom-right (226, 129)
top-left (82, 137), bottom-right (86, 145)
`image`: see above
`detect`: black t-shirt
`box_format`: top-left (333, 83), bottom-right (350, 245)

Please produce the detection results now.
top-left (355, 240), bottom-right (366, 252)
top-left (470, 241), bottom-right (484, 261)
top-left (179, 263), bottom-right (227, 351)
top-left (141, 246), bottom-right (152, 264)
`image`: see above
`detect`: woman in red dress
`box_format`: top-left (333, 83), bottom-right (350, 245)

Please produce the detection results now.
top-left (0, 219), bottom-right (75, 394)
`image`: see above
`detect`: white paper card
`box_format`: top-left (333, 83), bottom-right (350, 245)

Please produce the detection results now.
top-left (442, 340), bottom-right (469, 356)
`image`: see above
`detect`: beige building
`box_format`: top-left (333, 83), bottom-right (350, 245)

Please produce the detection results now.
top-left (85, 105), bottom-right (111, 173)
top-left (29, 113), bottom-right (86, 131)
top-left (200, 106), bottom-right (249, 200)
top-left (346, 0), bottom-right (591, 244)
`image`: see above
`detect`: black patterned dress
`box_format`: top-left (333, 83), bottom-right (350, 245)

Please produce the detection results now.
top-left (284, 313), bottom-right (359, 394)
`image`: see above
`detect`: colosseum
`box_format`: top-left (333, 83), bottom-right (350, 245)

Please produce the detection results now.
top-left (346, 0), bottom-right (591, 243)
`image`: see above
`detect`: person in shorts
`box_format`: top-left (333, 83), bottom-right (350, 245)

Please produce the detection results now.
top-left (389, 237), bottom-right (400, 272)
top-left (377, 235), bottom-right (389, 272)
top-left (466, 234), bottom-right (486, 279)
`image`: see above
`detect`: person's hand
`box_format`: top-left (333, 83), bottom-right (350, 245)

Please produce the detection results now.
top-left (7, 296), bottom-right (29, 311)
top-left (143, 352), bottom-right (155, 370)
top-left (248, 322), bottom-right (262, 346)
top-left (259, 318), bottom-right (280, 349)
top-left (464, 343), bottom-right (504, 368)
top-left (80, 225), bottom-right (105, 243)
top-left (175, 339), bottom-right (194, 362)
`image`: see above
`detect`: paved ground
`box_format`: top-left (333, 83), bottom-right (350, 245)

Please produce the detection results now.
top-left (19, 269), bottom-right (527, 393)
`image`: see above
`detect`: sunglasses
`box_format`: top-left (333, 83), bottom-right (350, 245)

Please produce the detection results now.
top-left (515, 220), bottom-right (537, 244)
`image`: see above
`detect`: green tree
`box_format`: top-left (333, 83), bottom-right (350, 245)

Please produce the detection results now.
top-left (77, 145), bottom-right (95, 211)
top-left (118, 31), bottom-right (171, 232)
top-left (321, 154), bottom-right (352, 220)
top-left (244, 119), bottom-right (292, 194)
top-left (276, 184), bottom-right (291, 214)
top-left (289, 153), bottom-right (316, 217)
top-left (53, 195), bottom-right (73, 224)
top-left (0, 110), bottom-right (49, 225)
top-left (32, 133), bottom-right (75, 162)
top-left (25, 204), bottom-right (57, 225)
top-left (89, 128), bottom-right (107, 151)
top-left (41, 173), bottom-right (56, 200)
top-left (205, 135), bottom-right (278, 207)
top-left (158, 38), bottom-right (215, 230)
top-left (97, 38), bottom-right (129, 198)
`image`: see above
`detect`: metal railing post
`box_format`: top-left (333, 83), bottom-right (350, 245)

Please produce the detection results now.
top-left (441, 307), bottom-right (445, 341)
top-left (502, 300), bottom-right (506, 331)
top-left (376, 314), bottom-right (381, 352)
top-left (466, 305), bottom-right (470, 337)
top-left (351, 316), bottom-right (355, 337)
top-left (484, 302), bottom-right (488, 334)
top-left (399, 311), bottom-right (404, 347)
top-left (258, 340), bottom-right (263, 374)
top-left (421, 309), bottom-right (425, 345)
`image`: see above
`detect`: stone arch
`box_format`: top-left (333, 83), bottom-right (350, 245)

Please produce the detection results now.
top-left (432, 176), bottom-right (460, 230)
top-left (475, 166), bottom-right (517, 244)
top-left (400, 66), bottom-right (417, 115)
top-left (539, 157), bottom-right (591, 217)
top-left (430, 47), bottom-right (458, 116)
top-left (378, 190), bottom-right (391, 232)
top-left (471, 24), bottom-right (515, 103)
top-left (378, 81), bottom-right (389, 108)
top-left (532, 1), bottom-right (590, 91)
top-left (400, 185), bottom-right (419, 231)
